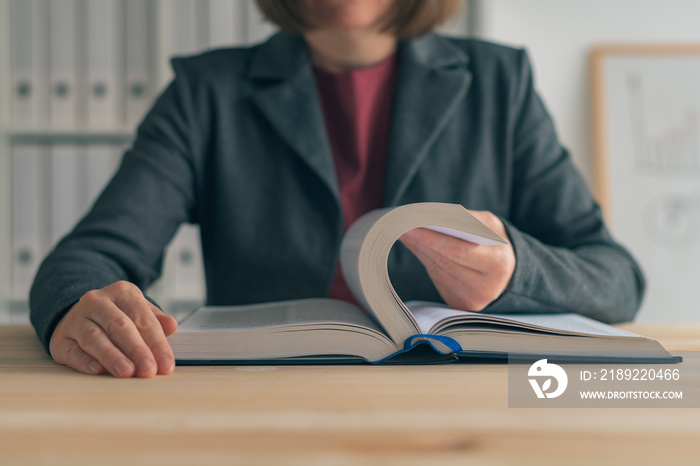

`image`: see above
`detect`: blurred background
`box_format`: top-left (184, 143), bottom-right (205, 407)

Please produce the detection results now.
top-left (1, 0), bottom-right (698, 324)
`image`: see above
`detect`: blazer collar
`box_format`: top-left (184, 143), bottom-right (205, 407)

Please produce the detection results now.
top-left (402, 31), bottom-right (470, 69)
top-left (247, 31), bottom-right (473, 210)
top-left (383, 33), bottom-right (472, 206)
top-left (248, 33), bottom-right (340, 209)
top-left (248, 32), bottom-right (310, 81)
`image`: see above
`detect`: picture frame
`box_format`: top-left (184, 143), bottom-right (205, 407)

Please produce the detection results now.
top-left (590, 44), bottom-right (700, 321)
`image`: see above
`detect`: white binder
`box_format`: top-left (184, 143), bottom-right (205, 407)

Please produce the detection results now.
top-left (48, 0), bottom-right (79, 130)
top-left (86, 0), bottom-right (123, 130)
top-left (246, 1), bottom-right (276, 44)
top-left (9, 0), bottom-right (49, 130)
top-left (11, 144), bottom-right (48, 298)
top-left (49, 144), bottom-right (82, 246)
top-left (193, 1), bottom-right (209, 52)
top-left (207, 0), bottom-right (247, 47)
top-left (165, 224), bottom-right (206, 301)
top-left (172, 0), bottom-right (197, 55)
top-left (125, 0), bottom-right (152, 128)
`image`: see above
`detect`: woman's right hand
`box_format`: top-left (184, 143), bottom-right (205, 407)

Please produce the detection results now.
top-left (48, 281), bottom-right (179, 378)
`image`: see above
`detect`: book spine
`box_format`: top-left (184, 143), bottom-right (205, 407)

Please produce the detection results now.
top-left (403, 334), bottom-right (463, 353)
top-left (373, 335), bottom-right (462, 364)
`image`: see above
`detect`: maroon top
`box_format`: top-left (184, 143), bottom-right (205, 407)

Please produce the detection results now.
top-left (314, 54), bottom-right (398, 304)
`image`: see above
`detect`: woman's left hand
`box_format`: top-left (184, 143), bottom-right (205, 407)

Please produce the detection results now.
top-left (399, 210), bottom-right (516, 311)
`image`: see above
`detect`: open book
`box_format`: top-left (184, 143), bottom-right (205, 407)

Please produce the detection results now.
top-left (168, 203), bottom-right (677, 364)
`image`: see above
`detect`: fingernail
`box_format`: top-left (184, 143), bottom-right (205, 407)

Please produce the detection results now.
top-left (113, 358), bottom-right (133, 377)
top-left (157, 355), bottom-right (175, 374)
top-left (136, 358), bottom-right (155, 377)
top-left (87, 360), bottom-right (102, 375)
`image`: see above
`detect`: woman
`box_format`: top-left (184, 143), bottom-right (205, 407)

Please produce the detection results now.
top-left (30, 0), bottom-right (645, 378)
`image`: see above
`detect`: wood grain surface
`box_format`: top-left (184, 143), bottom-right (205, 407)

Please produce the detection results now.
top-left (1, 324), bottom-right (699, 465)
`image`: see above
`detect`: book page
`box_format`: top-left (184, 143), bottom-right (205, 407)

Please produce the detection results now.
top-left (403, 302), bottom-right (672, 360)
top-left (484, 313), bottom-right (645, 338)
top-left (406, 301), bottom-right (647, 339)
top-left (169, 298), bottom-right (398, 362)
top-left (424, 226), bottom-right (507, 246)
top-left (339, 209), bottom-right (387, 314)
top-left (406, 301), bottom-right (481, 334)
top-left (178, 298), bottom-right (384, 333)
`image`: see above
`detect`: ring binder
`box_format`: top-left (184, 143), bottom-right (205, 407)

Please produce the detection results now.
top-left (10, 0), bottom-right (48, 130)
top-left (86, 0), bottom-right (123, 130)
top-left (48, 0), bottom-right (79, 130)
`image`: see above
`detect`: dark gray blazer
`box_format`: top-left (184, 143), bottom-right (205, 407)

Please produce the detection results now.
top-left (30, 32), bottom-right (645, 354)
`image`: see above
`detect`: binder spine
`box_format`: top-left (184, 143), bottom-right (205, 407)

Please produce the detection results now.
top-left (125, 0), bottom-right (152, 128)
top-left (10, 144), bottom-right (48, 298)
top-left (245, 1), bottom-right (275, 44)
top-left (207, 0), bottom-right (240, 47)
top-left (48, 0), bottom-right (79, 130)
top-left (207, 0), bottom-right (234, 47)
top-left (48, 143), bottom-right (82, 246)
top-left (171, 0), bottom-right (196, 55)
top-left (166, 224), bottom-right (205, 302)
top-left (10, 0), bottom-right (49, 130)
top-left (85, 0), bottom-right (124, 130)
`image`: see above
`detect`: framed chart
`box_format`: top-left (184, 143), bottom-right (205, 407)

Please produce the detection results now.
top-left (591, 44), bottom-right (700, 322)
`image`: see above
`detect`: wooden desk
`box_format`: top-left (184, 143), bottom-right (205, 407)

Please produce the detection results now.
top-left (1, 324), bottom-right (699, 465)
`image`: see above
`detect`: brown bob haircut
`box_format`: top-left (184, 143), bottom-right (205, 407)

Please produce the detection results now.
top-left (255, 0), bottom-right (463, 38)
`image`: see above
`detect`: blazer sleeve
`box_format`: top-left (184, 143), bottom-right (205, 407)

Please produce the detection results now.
top-left (484, 49), bottom-right (645, 323)
top-left (29, 60), bottom-right (198, 355)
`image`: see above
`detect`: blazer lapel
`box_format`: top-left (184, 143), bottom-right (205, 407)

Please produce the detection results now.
top-left (248, 33), bottom-right (339, 200)
top-left (384, 34), bottom-right (473, 206)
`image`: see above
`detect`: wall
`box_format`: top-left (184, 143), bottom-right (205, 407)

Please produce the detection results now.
top-left (473, 0), bottom-right (700, 189)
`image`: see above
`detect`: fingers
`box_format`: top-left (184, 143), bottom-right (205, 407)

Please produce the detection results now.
top-left (146, 303), bottom-right (178, 373)
top-left (94, 283), bottom-right (175, 377)
top-left (79, 285), bottom-right (152, 377)
top-left (403, 242), bottom-right (474, 307)
top-left (404, 237), bottom-right (483, 287)
top-left (402, 233), bottom-right (496, 311)
top-left (50, 281), bottom-right (177, 378)
top-left (89, 305), bottom-right (156, 377)
top-left (399, 219), bottom-right (516, 311)
top-left (78, 313), bottom-right (137, 377)
top-left (401, 228), bottom-right (497, 272)
top-left (52, 338), bottom-right (106, 376)
top-left (150, 303), bottom-right (179, 337)
top-left (111, 283), bottom-right (176, 375)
